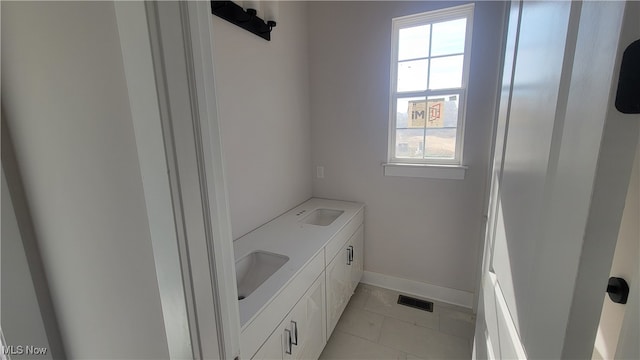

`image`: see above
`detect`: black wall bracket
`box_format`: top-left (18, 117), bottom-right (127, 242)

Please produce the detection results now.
top-left (211, 1), bottom-right (276, 41)
top-left (606, 277), bottom-right (629, 304)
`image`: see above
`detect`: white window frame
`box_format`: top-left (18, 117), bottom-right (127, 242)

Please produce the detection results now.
top-left (387, 4), bottom-right (474, 170)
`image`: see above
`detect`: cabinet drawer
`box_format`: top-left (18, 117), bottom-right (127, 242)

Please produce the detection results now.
top-left (324, 208), bottom-right (363, 265)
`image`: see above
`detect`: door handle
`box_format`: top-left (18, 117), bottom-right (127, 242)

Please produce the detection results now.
top-left (284, 329), bottom-right (292, 354)
top-left (347, 247), bottom-right (352, 265)
top-left (348, 245), bottom-right (354, 263)
top-left (290, 320), bottom-right (298, 345)
top-left (607, 277), bottom-right (629, 304)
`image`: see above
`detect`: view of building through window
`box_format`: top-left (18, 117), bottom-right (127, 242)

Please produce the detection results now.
top-left (396, 95), bottom-right (459, 159)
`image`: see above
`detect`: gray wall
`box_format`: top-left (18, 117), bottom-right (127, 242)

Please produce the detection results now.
top-left (1, 169), bottom-right (53, 360)
top-left (1, 2), bottom-right (169, 358)
top-left (308, 1), bottom-right (505, 293)
top-left (211, 2), bottom-right (312, 239)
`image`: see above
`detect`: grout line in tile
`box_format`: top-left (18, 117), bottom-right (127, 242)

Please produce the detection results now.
top-left (381, 337), bottom-right (422, 360)
top-left (375, 315), bottom-right (388, 344)
top-left (379, 310), bottom-right (440, 332)
top-left (330, 329), bottom-right (407, 359)
top-left (336, 321), bottom-right (381, 346)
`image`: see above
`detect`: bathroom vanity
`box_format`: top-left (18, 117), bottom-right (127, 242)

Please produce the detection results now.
top-left (233, 198), bottom-right (365, 359)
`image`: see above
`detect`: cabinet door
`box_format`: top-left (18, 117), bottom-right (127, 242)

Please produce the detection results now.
top-left (349, 225), bottom-right (364, 293)
top-left (252, 323), bottom-right (285, 360)
top-left (292, 274), bottom-right (326, 360)
top-left (254, 275), bottom-right (326, 360)
top-left (326, 244), bottom-right (351, 338)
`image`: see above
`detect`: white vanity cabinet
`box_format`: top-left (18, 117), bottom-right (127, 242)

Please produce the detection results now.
top-left (238, 199), bottom-right (364, 360)
top-left (253, 273), bottom-right (326, 360)
top-left (326, 225), bottom-right (364, 337)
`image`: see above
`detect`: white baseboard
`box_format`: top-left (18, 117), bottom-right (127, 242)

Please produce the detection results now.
top-left (361, 271), bottom-right (474, 309)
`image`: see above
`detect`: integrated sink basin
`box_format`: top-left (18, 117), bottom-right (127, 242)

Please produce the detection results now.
top-left (236, 251), bottom-right (289, 301)
top-left (301, 209), bottom-right (344, 226)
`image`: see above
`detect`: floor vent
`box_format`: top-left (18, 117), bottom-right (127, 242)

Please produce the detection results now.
top-left (397, 295), bottom-right (433, 312)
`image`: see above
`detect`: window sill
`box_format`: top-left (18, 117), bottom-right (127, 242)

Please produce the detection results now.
top-left (383, 163), bottom-right (467, 180)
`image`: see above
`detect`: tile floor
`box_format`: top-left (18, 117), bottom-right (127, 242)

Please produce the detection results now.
top-left (319, 284), bottom-right (475, 360)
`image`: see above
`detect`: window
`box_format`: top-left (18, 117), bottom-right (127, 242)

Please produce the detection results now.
top-left (388, 4), bottom-right (474, 171)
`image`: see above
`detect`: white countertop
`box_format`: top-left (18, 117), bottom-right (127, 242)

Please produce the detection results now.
top-left (234, 198), bottom-right (365, 328)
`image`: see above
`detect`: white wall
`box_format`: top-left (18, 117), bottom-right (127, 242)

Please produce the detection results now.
top-left (1, 2), bottom-right (169, 358)
top-left (211, 2), bottom-right (312, 239)
top-left (308, 1), bottom-right (505, 294)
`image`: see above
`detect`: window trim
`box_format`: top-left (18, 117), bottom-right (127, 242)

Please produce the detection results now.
top-left (388, 3), bottom-right (475, 166)
top-left (383, 162), bottom-right (467, 180)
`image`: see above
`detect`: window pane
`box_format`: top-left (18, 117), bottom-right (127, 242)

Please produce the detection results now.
top-left (427, 94), bottom-right (459, 128)
top-left (396, 97), bottom-right (426, 129)
top-left (396, 129), bottom-right (425, 159)
top-left (431, 18), bottom-right (466, 56)
top-left (398, 25), bottom-right (430, 61)
top-left (397, 60), bottom-right (428, 92)
top-left (425, 128), bottom-right (456, 159)
top-left (429, 55), bottom-right (463, 90)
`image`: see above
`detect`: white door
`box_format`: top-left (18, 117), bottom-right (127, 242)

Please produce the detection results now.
top-left (592, 143), bottom-right (640, 360)
top-left (614, 254), bottom-right (639, 359)
top-left (474, 1), bottom-right (639, 359)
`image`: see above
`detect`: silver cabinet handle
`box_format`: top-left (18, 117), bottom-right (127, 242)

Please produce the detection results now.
top-left (290, 320), bottom-right (298, 345)
top-left (284, 329), bottom-right (292, 355)
top-left (347, 246), bottom-right (354, 265)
